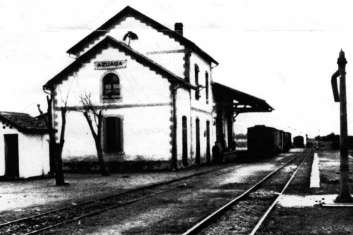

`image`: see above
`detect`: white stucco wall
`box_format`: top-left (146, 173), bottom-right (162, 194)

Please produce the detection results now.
top-left (188, 52), bottom-right (215, 162)
top-left (147, 51), bottom-right (185, 78)
top-left (55, 47), bottom-right (171, 107)
top-left (189, 111), bottom-right (215, 162)
top-left (175, 88), bottom-right (191, 161)
top-left (0, 124), bottom-right (49, 178)
top-left (54, 46), bottom-right (173, 162)
top-left (174, 87), bottom-right (215, 164)
top-left (18, 134), bottom-right (50, 178)
top-left (76, 16), bottom-right (186, 78)
top-left (60, 105), bottom-right (172, 161)
top-left (189, 52), bottom-right (214, 113)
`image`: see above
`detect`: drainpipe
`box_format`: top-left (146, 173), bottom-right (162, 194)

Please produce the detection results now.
top-left (171, 83), bottom-right (179, 170)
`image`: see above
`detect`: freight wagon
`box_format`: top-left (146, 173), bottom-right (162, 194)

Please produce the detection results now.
top-left (247, 125), bottom-right (292, 158)
top-left (293, 136), bottom-right (305, 148)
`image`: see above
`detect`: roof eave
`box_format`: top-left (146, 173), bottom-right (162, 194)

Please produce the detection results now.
top-left (0, 116), bottom-right (48, 135)
top-left (212, 82), bottom-right (274, 113)
top-left (66, 6), bottom-right (218, 65)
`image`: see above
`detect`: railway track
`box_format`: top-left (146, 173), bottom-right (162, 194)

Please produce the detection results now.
top-left (183, 149), bottom-right (312, 235)
top-left (0, 158), bottom-right (287, 235)
top-left (0, 152), bottom-right (305, 235)
top-left (0, 166), bottom-right (230, 235)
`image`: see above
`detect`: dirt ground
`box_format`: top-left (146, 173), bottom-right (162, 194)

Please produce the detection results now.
top-left (3, 150), bottom-right (351, 234)
top-left (0, 163), bottom-right (232, 216)
top-left (36, 153), bottom-right (293, 234)
top-left (259, 150), bottom-right (353, 234)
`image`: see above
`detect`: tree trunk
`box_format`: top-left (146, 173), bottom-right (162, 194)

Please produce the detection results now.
top-left (96, 142), bottom-right (109, 176)
top-left (54, 107), bottom-right (67, 186)
top-left (82, 110), bottom-right (109, 176)
top-left (40, 95), bottom-right (67, 186)
top-left (54, 143), bottom-right (66, 185)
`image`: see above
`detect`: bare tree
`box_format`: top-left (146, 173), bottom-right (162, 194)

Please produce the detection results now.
top-left (80, 93), bottom-right (109, 176)
top-left (38, 95), bottom-right (68, 186)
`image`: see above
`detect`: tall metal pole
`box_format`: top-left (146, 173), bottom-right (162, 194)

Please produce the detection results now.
top-left (335, 50), bottom-right (353, 202)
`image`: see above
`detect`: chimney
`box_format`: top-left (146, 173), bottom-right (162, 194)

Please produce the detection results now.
top-left (174, 22), bottom-right (183, 36)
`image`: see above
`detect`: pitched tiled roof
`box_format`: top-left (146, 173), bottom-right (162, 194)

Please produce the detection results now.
top-left (0, 112), bottom-right (48, 134)
top-left (44, 36), bottom-right (196, 90)
top-left (67, 6), bottom-right (218, 65)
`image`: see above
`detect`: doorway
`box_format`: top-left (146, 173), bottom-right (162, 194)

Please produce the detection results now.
top-left (104, 117), bottom-right (123, 153)
top-left (4, 134), bottom-right (19, 178)
top-left (182, 116), bottom-right (188, 166)
top-left (206, 120), bottom-right (211, 163)
top-left (195, 118), bottom-right (200, 165)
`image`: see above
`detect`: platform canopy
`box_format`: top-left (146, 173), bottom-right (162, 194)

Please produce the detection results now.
top-left (212, 82), bottom-right (273, 113)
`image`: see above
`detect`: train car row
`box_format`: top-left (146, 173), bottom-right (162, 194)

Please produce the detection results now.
top-left (247, 125), bottom-right (293, 158)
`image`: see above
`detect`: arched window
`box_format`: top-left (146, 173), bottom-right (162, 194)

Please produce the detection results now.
top-left (103, 73), bottom-right (120, 100)
top-left (194, 64), bottom-right (200, 100)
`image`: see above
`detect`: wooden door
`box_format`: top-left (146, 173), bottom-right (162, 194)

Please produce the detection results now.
top-left (206, 120), bottom-right (211, 163)
top-left (4, 134), bottom-right (19, 178)
top-left (104, 117), bottom-right (123, 153)
top-left (182, 116), bottom-right (188, 166)
top-left (195, 118), bottom-right (200, 165)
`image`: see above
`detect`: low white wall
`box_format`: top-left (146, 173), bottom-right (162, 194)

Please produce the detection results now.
top-left (18, 134), bottom-right (50, 178)
top-left (0, 124), bottom-right (49, 178)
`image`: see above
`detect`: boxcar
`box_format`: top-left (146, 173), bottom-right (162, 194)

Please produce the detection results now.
top-left (247, 125), bottom-right (279, 158)
top-left (293, 135), bottom-right (304, 148)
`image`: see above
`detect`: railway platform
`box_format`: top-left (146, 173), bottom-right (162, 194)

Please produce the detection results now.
top-left (259, 150), bottom-right (353, 234)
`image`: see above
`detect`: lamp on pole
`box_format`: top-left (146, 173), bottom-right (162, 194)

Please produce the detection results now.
top-left (331, 49), bottom-right (353, 202)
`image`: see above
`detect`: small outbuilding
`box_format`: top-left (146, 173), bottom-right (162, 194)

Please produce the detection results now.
top-left (0, 112), bottom-right (49, 179)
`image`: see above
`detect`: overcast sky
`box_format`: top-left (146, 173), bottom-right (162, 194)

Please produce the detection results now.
top-left (1, 0), bottom-right (353, 137)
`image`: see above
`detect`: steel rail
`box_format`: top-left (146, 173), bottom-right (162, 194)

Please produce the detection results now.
top-left (0, 166), bottom-right (225, 229)
top-left (182, 154), bottom-right (301, 235)
top-left (249, 150), bottom-right (311, 235)
top-left (25, 188), bottom-right (177, 235)
top-left (28, 154), bottom-right (299, 235)
top-left (0, 162), bottom-right (251, 234)
top-left (0, 154), bottom-right (301, 235)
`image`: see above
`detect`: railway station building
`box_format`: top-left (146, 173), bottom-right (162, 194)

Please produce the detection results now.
top-left (43, 6), bottom-right (272, 171)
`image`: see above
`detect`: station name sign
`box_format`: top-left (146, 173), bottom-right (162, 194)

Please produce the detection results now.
top-left (94, 60), bottom-right (127, 70)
